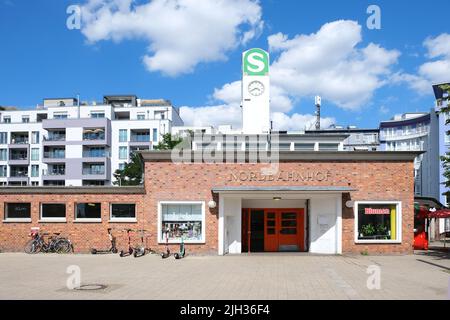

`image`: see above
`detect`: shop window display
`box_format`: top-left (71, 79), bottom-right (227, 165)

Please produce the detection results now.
top-left (161, 203), bottom-right (203, 241)
top-left (356, 203), bottom-right (399, 241)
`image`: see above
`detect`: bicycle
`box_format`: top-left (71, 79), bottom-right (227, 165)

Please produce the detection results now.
top-left (24, 231), bottom-right (73, 254)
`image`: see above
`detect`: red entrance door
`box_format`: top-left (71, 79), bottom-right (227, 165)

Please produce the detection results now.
top-left (243, 208), bottom-right (304, 252)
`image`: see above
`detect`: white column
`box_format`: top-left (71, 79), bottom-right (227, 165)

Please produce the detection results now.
top-left (218, 194), bottom-right (225, 256)
top-left (336, 195), bottom-right (343, 254)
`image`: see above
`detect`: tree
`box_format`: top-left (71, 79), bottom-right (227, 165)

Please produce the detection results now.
top-left (113, 133), bottom-right (186, 186)
top-left (153, 133), bottom-right (184, 150)
top-left (113, 152), bottom-right (143, 186)
top-left (438, 84), bottom-right (450, 199)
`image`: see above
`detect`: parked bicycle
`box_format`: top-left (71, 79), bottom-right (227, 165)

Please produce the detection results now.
top-left (24, 230), bottom-right (73, 254)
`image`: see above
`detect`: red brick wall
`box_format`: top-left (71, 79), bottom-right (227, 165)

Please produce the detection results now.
top-left (0, 159), bottom-right (414, 255)
top-left (144, 160), bottom-right (414, 254)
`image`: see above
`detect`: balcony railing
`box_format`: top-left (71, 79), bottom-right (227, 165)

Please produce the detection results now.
top-left (82, 168), bottom-right (105, 175)
top-left (130, 135), bottom-right (150, 142)
top-left (10, 138), bottom-right (29, 144)
top-left (83, 134), bottom-right (105, 141)
top-left (42, 169), bottom-right (66, 176)
top-left (9, 155), bottom-right (28, 161)
top-left (44, 135), bottom-right (66, 141)
top-left (82, 151), bottom-right (110, 158)
top-left (43, 152), bottom-right (65, 159)
top-left (10, 171), bottom-right (28, 177)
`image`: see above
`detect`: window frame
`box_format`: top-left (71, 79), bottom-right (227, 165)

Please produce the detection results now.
top-left (74, 202), bottom-right (102, 223)
top-left (119, 146), bottom-right (128, 159)
top-left (109, 203), bottom-right (137, 223)
top-left (39, 203), bottom-right (67, 222)
top-left (354, 201), bottom-right (402, 244)
top-left (3, 202), bottom-right (32, 222)
top-left (157, 201), bottom-right (206, 244)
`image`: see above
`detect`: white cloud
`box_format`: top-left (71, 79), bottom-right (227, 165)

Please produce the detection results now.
top-left (271, 112), bottom-right (335, 131)
top-left (80, 0), bottom-right (263, 76)
top-left (392, 33), bottom-right (450, 94)
top-left (180, 104), bottom-right (242, 128)
top-left (180, 81), bottom-right (334, 130)
top-left (268, 20), bottom-right (400, 110)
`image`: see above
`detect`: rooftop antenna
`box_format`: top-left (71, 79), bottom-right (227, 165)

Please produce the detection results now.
top-left (314, 96), bottom-right (321, 130)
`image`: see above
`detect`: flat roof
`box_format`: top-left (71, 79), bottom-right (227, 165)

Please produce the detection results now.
top-left (0, 186), bottom-right (145, 195)
top-left (139, 150), bottom-right (423, 162)
top-left (212, 186), bottom-right (356, 193)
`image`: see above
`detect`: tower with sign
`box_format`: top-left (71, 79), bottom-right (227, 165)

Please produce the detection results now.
top-left (242, 48), bottom-right (270, 134)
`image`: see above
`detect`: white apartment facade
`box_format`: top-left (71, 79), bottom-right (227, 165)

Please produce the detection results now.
top-left (0, 95), bottom-right (183, 186)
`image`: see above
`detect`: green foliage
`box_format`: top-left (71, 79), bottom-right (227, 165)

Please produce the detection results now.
top-left (113, 152), bottom-right (143, 186)
top-left (153, 133), bottom-right (183, 150)
top-left (361, 224), bottom-right (376, 237)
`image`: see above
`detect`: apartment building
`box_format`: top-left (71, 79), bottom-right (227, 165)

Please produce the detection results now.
top-left (0, 95), bottom-right (183, 186)
top-left (306, 126), bottom-right (380, 151)
top-left (379, 112), bottom-right (439, 198)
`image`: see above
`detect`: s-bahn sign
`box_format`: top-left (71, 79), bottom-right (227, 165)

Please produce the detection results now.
top-left (243, 48), bottom-right (269, 76)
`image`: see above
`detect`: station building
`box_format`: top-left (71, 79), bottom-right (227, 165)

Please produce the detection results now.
top-left (0, 49), bottom-right (419, 254)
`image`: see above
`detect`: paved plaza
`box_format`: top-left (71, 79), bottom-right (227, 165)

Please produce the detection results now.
top-left (0, 251), bottom-right (448, 300)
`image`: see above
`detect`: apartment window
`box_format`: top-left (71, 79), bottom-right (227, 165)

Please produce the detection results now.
top-left (137, 113), bottom-right (145, 120)
top-left (118, 163), bottom-right (126, 170)
top-left (3, 117), bottom-right (11, 123)
top-left (31, 131), bottom-right (39, 144)
top-left (294, 143), bottom-right (315, 151)
top-left (119, 146), bottom-right (128, 159)
top-left (22, 116), bottom-right (30, 123)
top-left (110, 203), bottom-right (136, 221)
top-left (355, 201), bottom-right (401, 243)
top-left (31, 181), bottom-right (39, 186)
top-left (0, 132), bottom-right (7, 144)
top-left (0, 149), bottom-right (7, 161)
top-left (152, 128), bottom-right (158, 142)
top-left (53, 113), bottom-right (68, 119)
top-left (91, 112), bottom-right (105, 118)
top-left (0, 165), bottom-right (6, 177)
top-left (319, 143), bottom-right (339, 151)
top-left (119, 129), bottom-right (128, 142)
top-left (31, 165), bottom-right (39, 177)
top-left (445, 133), bottom-right (450, 145)
top-left (159, 202), bottom-right (205, 243)
top-left (4, 203), bottom-right (31, 221)
top-left (75, 203), bottom-right (101, 221)
top-left (31, 148), bottom-right (39, 161)
top-left (41, 203), bottom-right (66, 220)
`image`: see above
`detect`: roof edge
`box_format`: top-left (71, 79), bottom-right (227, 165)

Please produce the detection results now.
top-left (0, 186), bottom-right (146, 195)
top-left (139, 150), bottom-right (423, 162)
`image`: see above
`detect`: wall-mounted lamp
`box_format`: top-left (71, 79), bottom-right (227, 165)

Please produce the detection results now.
top-left (345, 200), bottom-right (354, 208)
top-left (208, 200), bottom-right (217, 209)
top-left (273, 197), bottom-right (282, 201)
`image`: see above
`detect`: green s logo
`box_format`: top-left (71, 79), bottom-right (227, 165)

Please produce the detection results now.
top-left (243, 48), bottom-right (269, 76)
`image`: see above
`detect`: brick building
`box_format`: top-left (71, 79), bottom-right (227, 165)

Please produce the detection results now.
top-left (0, 150), bottom-right (419, 255)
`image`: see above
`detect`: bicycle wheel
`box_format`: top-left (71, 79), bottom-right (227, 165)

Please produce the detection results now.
top-left (24, 239), bottom-right (41, 254)
top-left (55, 239), bottom-right (72, 254)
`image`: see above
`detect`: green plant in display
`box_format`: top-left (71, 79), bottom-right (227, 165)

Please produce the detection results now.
top-left (361, 224), bottom-right (376, 237)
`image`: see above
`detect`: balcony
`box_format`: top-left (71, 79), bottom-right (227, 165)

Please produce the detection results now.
top-left (9, 151), bottom-right (29, 165)
top-left (43, 150), bottom-right (65, 163)
top-left (42, 168), bottom-right (66, 180)
top-left (82, 150), bottom-right (110, 158)
top-left (9, 136), bottom-right (29, 148)
top-left (82, 167), bottom-right (105, 175)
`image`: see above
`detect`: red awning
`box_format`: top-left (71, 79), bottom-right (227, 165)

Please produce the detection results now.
top-left (427, 209), bottom-right (450, 219)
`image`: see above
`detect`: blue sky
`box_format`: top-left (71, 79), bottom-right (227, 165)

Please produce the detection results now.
top-left (0, 0), bottom-right (449, 130)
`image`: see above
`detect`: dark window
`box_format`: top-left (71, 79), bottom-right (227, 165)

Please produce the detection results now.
top-left (75, 203), bottom-right (101, 219)
top-left (357, 203), bottom-right (398, 241)
top-left (41, 203), bottom-right (66, 219)
top-left (111, 204), bottom-right (136, 219)
top-left (5, 203), bottom-right (31, 219)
